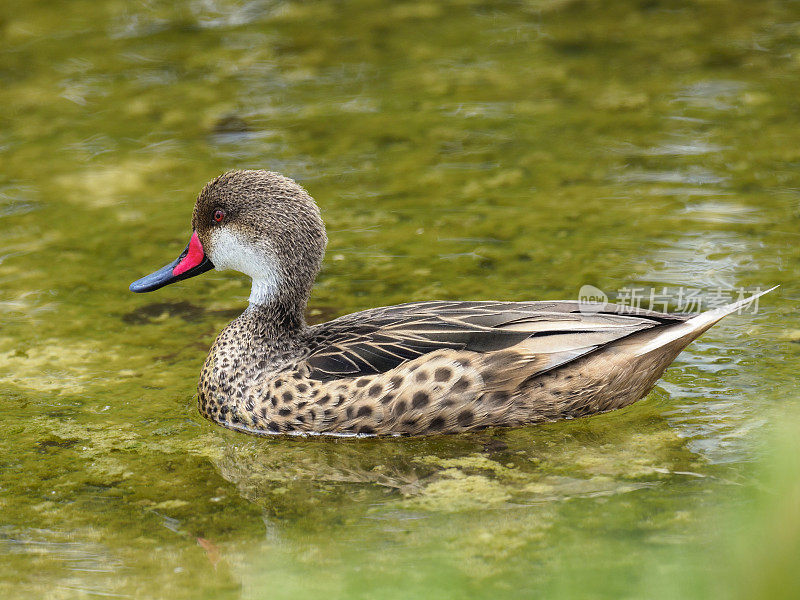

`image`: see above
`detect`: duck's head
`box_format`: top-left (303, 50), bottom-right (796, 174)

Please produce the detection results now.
top-left (130, 170), bottom-right (327, 313)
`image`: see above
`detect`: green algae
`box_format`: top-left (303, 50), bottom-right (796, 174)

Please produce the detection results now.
top-left (2, 0), bottom-right (800, 598)
top-left (403, 470), bottom-right (513, 511)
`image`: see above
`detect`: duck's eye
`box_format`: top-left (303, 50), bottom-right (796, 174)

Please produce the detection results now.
top-left (213, 209), bottom-right (225, 223)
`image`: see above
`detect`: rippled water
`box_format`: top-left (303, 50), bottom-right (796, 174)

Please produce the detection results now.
top-left (2, 1), bottom-right (799, 598)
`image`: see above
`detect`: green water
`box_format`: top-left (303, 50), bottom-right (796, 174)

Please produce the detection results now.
top-left (2, 0), bottom-right (800, 597)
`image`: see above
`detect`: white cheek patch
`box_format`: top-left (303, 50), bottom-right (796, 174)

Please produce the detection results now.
top-left (209, 228), bottom-right (281, 306)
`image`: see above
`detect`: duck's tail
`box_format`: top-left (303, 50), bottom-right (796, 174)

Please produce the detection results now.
top-left (632, 285), bottom-right (778, 357)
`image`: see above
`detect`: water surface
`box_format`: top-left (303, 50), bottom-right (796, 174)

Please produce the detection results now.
top-left (1, 1), bottom-right (799, 598)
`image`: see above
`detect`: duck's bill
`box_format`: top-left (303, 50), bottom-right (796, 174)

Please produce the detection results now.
top-left (129, 231), bottom-right (214, 293)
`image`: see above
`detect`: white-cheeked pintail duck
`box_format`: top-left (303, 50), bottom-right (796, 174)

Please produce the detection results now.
top-left (130, 170), bottom-right (775, 437)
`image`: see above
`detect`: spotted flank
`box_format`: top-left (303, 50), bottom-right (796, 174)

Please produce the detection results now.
top-left (130, 170), bottom-right (776, 437)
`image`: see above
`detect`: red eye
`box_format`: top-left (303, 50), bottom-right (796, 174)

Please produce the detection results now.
top-left (213, 209), bottom-right (225, 223)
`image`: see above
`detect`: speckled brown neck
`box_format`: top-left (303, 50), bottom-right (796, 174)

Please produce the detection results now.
top-left (245, 294), bottom-right (306, 344)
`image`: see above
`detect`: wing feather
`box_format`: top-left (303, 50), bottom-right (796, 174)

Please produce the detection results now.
top-left (301, 301), bottom-right (688, 381)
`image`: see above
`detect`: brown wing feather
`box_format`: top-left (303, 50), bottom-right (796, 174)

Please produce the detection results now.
top-left (301, 301), bottom-right (688, 381)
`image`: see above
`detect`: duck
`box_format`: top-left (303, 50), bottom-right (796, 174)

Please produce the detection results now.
top-left (130, 170), bottom-right (774, 437)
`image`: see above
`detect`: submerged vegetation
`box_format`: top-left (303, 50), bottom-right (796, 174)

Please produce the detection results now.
top-left (1, 0), bottom-right (799, 598)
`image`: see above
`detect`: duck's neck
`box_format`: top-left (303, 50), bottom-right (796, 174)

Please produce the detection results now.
top-left (248, 276), bottom-right (280, 307)
top-left (244, 277), bottom-right (307, 341)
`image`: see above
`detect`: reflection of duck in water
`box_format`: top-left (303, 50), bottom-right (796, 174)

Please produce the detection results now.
top-left (208, 410), bottom-right (701, 520)
top-left (130, 170), bottom-right (774, 436)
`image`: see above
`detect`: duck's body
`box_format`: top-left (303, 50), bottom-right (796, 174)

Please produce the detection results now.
top-left (131, 170), bottom-right (772, 437)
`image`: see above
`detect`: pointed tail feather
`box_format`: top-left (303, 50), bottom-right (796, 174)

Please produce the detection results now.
top-left (632, 285), bottom-right (778, 357)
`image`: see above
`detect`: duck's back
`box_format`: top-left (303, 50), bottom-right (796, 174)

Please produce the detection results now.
top-left (303, 300), bottom-right (686, 381)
